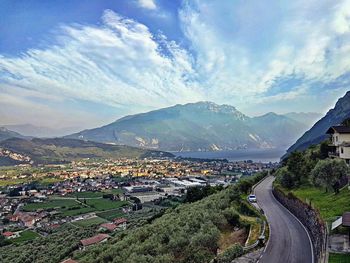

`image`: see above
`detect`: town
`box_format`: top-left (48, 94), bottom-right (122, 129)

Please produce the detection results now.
top-left (0, 157), bottom-right (276, 249)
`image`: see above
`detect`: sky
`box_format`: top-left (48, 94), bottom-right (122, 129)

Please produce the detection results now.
top-left (1, 0), bottom-right (350, 131)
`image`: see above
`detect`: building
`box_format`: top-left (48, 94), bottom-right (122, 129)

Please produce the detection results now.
top-left (99, 223), bottom-right (118, 232)
top-left (80, 234), bottom-right (110, 249)
top-left (327, 126), bottom-right (350, 164)
top-left (114, 218), bottom-right (127, 230)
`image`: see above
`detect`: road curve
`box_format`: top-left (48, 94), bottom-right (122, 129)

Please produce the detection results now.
top-left (254, 176), bottom-right (313, 263)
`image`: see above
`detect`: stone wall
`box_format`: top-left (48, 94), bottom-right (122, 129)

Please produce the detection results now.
top-left (273, 188), bottom-right (327, 263)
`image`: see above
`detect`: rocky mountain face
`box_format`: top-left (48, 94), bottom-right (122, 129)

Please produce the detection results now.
top-left (287, 91), bottom-right (350, 154)
top-left (67, 102), bottom-right (309, 152)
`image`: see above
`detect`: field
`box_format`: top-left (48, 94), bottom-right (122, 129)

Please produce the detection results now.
top-left (10, 230), bottom-right (40, 243)
top-left (85, 199), bottom-right (128, 211)
top-left (96, 208), bottom-right (125, 221)
top-left (329, 253), bottom-right (350, 263)
top-left (290, 186), bottom-right (350, 220)
top-left (64, 189), bottom-right (123, 198)
top-left (23, 199), bottom-right (78, 211)
top-left (72, 216), bottom-right (108, 227)
top-left (22, 196), bottom-right (129, 218)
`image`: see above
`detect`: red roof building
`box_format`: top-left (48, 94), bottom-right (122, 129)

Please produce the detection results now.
top-left (114, 218), bottom-right (127, 225)
top-left (2, 231), bottom-right (14, 237)
top-left (100, 223), bottom-right (117, 232)
top-left (61, 259), bottom-right (78, 263)
top-left (80, 234), bottom-right (109, 247)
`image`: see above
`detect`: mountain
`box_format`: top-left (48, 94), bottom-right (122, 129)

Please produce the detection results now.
top-left (3, 124), bottom-right (80, 137)
top-left (0, 137), bottom-right (173, 165)
top-left (283, 112), bottom-right (322, 129)
top-left (0, 127), bottom-right (27, 142)
top-left (286, 91), bottom-right (350, 154)
top-left (66, 102), bottom-right (308, 152)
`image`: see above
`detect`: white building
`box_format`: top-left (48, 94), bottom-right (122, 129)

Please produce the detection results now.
top-left (327, 126), bottom-right (350, 164)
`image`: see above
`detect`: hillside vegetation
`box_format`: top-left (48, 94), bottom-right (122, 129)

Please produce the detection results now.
top-left (275, 142), bottom-right (350, 221)
top-left (0, 172), bottom-right (267, 263)
top-left (0, 137), bottom-right (173, 165)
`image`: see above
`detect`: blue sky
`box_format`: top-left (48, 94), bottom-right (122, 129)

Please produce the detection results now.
top-left (0, 0), bottom-right (350, 130)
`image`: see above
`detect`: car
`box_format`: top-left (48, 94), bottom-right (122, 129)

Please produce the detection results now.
top-left (248, 194), bottom-right (257, 203)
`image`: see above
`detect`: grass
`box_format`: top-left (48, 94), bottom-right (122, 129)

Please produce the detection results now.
top-left (85, 199), bottom-right (128, 211)
top-left (218, 225), bottom-right (247, 251)
top-left (72, 216), bottom-right (108, 227)
top-left (64, 189), bottom-right (123, 199)
top-left (65, 191), bottom-right (104, 198)
top-left (96, 208), bottom-right (125, 221)
top-left (329, 253), bottom-right (350, 263)
top-left (290, 185), bottom-right (350, 220)
top-left (240, 215), bottom-right (263, 245)
top-left (10, 230), bottom-right (40, 243)
top-left (60, 207), bottom-right (95, 217)
top-left (22, 199), bottom-right (78, 211)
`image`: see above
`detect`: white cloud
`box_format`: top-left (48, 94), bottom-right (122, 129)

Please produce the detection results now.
top-left (137, 0), bottom-right (157, 10)
top-left (0, 10), bottom-right (202, 113)
top-left (2, 1), bottom-right (350, 128)
top-left (179, 0), bottom-right (350, 105)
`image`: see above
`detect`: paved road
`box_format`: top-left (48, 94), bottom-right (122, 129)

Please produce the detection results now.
top-left (254, 176), bottom-right (313, 263)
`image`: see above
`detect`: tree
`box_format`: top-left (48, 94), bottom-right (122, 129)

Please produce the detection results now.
top-left (275, 167), bottom-right (294, 189)
top-left (311, 159), bottom-right (349, 193)
top-left (286, 151), bottom-right (306, 187)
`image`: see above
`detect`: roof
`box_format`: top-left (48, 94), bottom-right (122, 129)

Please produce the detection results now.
top-left (80, 234), bottom-right (109, 246)
top-left (326, 126), bottom-right (350, 134)
top-left (61, 259), bottom-right (78, 263)
top-left (114, 218), bottom-right (128, 225)
top-left (342, 212), bottom-right (350, 227)
top-left (100, 223), bottom-right (117, 231)
top-left (2, 231), bottom-right (14, 237)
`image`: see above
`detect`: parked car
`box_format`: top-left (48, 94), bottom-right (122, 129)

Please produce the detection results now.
top-left (248, 194), bottom-right (257, 203)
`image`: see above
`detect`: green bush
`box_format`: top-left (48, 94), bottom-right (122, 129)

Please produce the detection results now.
top-left (217, 244), bottom-right (243, 263)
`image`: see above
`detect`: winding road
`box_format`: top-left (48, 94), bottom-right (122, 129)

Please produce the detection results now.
top-left (254, 176), bottom-right (313, 263)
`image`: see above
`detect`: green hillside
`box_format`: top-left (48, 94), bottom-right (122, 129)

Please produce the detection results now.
top-left (0, 137), bottom-right (173, 165)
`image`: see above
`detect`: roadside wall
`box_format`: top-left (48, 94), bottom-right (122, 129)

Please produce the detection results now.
top-left (273, 188), bottom-right (327, 263)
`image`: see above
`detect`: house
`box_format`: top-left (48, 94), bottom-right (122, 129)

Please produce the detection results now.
top-left (99, 223), bottom-right (118, 232)
top-left (327, 126), bottom-right (350, 164)
top-left (114, 218), bottom-right (128, 230)
top-left (2, 231), bottom-right (19, 239)
top-left (80, 234), bottom-right (109, 249)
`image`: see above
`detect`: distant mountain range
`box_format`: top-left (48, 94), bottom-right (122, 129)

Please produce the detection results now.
top-left (0, 127), bottom-right (28, 141)
top-left (287, 91), bottom-right (350, 155)
top-left (66, 102), bottom-right (318, 152)
top-left (0, 137), bottom-right (173, 165)
top-left (2, 124), bottom-right (80, 137)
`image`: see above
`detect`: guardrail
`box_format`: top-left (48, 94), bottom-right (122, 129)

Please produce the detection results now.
top-left (243, 220), bottom-right (266, 251)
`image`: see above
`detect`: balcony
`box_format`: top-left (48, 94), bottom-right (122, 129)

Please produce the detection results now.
top-left (328, 152), bottom-right (340, 158)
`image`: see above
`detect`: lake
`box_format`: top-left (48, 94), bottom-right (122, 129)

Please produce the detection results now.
top-left (173, 148), bottom-right (286, 163)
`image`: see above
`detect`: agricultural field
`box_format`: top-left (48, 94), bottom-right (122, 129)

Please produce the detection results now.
top-left (85, 199), bottom-right (128, 211)
top-left (22, 199), bottom-right (79, 211)
top-left (22, 196), bottom-right (130, 217)
top-left (10, 230), bottom-right (41, 244)
top-left (96, 208), bottom-right (125, 221)
top-left (72, 216), bottom-right (108, 227)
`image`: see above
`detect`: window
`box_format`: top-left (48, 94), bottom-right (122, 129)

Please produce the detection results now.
top-left (336, 136), bottom-right (338, 142)
top-left (341, 147), bottom-right (344, 154)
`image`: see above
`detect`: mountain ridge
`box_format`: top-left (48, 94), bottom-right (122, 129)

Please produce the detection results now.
top-left (66, 101), bottom-right (310, 152)
top-left (286, 91), bottom-right (350, 155)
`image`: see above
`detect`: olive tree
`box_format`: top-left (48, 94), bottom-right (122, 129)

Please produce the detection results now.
top-left (311, 159), bottom-right (349, 193)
